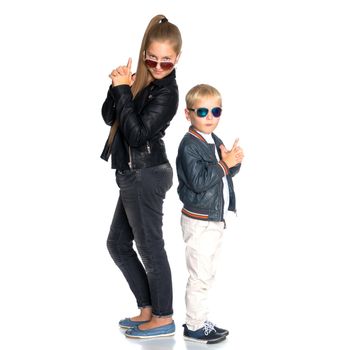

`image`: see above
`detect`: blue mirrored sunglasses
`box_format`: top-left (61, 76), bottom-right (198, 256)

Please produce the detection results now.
top-left (188, 107), bottom-right (222, 118)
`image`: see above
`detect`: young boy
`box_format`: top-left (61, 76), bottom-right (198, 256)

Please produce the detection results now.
top-left (176, 84), bottom-right (244, 344)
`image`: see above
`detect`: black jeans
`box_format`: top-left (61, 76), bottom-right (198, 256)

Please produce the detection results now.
top-left (107, 163), bottom-right (173, 317)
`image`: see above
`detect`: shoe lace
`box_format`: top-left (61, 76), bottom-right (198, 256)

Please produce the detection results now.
top-left (203, 321), bottom-right (216, 336)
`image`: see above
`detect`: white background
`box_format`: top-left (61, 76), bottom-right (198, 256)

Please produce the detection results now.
top-left (1, 1), bottom-right (349, 349)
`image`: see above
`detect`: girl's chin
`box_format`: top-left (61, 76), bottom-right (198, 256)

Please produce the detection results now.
top-left (150, 69), bottom-right (171, 79)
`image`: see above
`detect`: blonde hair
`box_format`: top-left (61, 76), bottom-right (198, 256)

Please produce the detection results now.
top-left (131, 15), bottom-right (182, 97)
top-left (185, 84), bottom-right (222, 108)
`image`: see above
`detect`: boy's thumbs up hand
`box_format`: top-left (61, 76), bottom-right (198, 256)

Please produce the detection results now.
top-left (219, 144), bottom-right (228, 154)
top-left (220, 139), bottom-right (244, 168)
top-left (233, 138), bottom-right (239, 149)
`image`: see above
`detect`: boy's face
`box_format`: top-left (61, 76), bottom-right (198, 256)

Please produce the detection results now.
top-left (185, 96), bottom-right (221, 134)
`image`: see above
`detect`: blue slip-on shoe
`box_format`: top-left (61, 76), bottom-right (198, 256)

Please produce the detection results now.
top-left (125, 321), bottom-right (176, 339)
top-left (119, 318), bottom-right (149, 329)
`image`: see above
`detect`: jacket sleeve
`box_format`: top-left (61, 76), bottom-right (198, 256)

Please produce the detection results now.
top-left (110, 84), bottom-right (178, 147)
top-left (179, 143), bottom-right (229, 193)
top-left (229, 163), bottom-right (241, 177)
top-left (101, 86), bottom-right (117, 126)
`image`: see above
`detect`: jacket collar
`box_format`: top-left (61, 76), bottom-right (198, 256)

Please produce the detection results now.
top-left (188, 126), bottom-right (222, 147)
top-left (188, 126), bottom-right (207, 143)
top-left (151, 69), bottom-right (176, 87)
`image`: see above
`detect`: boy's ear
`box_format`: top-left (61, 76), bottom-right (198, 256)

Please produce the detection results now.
top-left (184, 108), bottom-right (191, 121)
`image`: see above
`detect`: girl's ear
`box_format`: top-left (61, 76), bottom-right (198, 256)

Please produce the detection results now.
top-left (175, 51), bottom-right (182, 64)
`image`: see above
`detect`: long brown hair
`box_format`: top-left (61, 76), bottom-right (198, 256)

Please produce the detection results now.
top-left (131, 15), bottom-right (182, 97)
top-left (105, 15), bottom-right (181, 154)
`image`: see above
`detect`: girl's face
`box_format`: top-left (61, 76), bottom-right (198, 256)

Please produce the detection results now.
top-left (144, 40), bottom-right (179, 80)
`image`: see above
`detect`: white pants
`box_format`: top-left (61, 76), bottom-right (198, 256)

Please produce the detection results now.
top-left (181, 214), bottom-right (224, 331)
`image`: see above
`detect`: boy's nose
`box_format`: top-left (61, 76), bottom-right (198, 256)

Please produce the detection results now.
top-left (206, 112), bottom-right (213, 120)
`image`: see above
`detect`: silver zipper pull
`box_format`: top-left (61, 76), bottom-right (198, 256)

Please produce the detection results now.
top-left (128, 146), bottom-right (133, 169)
top-left (146, 141), bottom-right (151, 154)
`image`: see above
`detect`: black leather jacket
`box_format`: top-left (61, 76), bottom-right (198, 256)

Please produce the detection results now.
top-left (176, 127), bottom-right (241, 222)
top-left (101, 69), bottom-right (178, 170)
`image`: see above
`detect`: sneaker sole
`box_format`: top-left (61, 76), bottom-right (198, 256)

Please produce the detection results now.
top-left (184, 335), bottom-right (226, 344)
top-left (125, 332), bottom-right (175, 339)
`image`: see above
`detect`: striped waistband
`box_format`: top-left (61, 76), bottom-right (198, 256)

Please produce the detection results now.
top-left (181, 208), bottom-right (209, 220)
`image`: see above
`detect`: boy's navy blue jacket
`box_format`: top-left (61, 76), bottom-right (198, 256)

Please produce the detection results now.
top-left (176, 127), bottom-right (241, 222)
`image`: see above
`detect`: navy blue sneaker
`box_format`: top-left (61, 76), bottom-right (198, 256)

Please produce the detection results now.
top-left (119, 318), bottom-right (148, 329)
top-left (206, 321), bottom-right (229, 336)
top-left (125, 321), bottom-right (176, 339)
top-left (183, 322), bottom-right (226, 344)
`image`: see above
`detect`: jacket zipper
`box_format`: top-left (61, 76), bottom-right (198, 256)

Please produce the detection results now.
top-left (214, 143), bottom-right (225, 222)
top-left (220, 176), bottom-right (229, 228)
top-left (128, 142), bottom-right (151, 169)
top-left (128, 146), bottom-right (133, 169)
top-left (219, 178), bottom-right (225, 222)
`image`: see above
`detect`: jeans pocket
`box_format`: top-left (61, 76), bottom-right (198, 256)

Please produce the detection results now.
top-left (116, 173), bottom-right (121, 187)
top-left (151, 164), bottom-right (173, 194)
top-left (115, 170), bottom-right (137, 190)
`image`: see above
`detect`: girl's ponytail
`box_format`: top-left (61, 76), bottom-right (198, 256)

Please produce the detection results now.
top-left (131, 15), bottom-right (182, 97)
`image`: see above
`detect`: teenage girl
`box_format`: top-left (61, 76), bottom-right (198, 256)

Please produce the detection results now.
top-left (101, 14), bottom-right (182, 339)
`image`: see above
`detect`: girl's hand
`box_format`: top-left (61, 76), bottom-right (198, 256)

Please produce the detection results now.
top-left (109, 58), bottom-right (133, 87)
